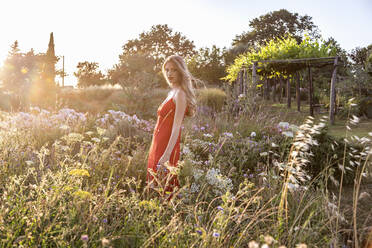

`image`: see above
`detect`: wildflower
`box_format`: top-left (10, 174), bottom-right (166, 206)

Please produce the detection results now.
top-left (196, 230), bottom-right (202, 235)
top-left (103, 218), bottom-right (107, 223)
top-left (250, 131), bottom-right (256, 138)
top-left (73, 190), bottom-right (92, 199)
top-left (69, 169), bottom-right (90, 177)
top-left (81, 234), bottom-right (89, 242)
top-left (295, 244), bottom-right (307, 248)
top-left (203, 133), bottom-right (213, 138)
top-left (264, 235), bottom-right (274, 245)
top-left (217, 206), bottom-right (224, 212)
top-left (223, 132), bottom-right (233, 138)
top-left (282, 131), bottom-right (294, 138)
top-left (212, 232), bottom-right (220, 237)
top-left (248, 241), bottom-right (259, 248)
top-left (260, 152), bottom-right (268, 157)
top-left (101, 238), bottom-right (110, 247)
top-left (278, 122), bottom-right (290, 130)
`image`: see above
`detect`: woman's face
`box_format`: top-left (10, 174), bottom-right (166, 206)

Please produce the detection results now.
top-left (164, 61), bottom-right (182, 87)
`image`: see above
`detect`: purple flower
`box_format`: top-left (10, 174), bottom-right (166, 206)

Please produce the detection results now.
top-left (103, 218), bottom-right (107, 223)
top-left (81, 234), bottom-right (89, 242)
top-left (196, 230), bottom-right (203, 235)
top-left (212, 232), bottom-right (220, 237)
top-left (217, 206), bottom-right (224, 211)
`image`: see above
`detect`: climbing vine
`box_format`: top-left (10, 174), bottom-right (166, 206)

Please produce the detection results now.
top-left (224, 35), bottom-right (337, 82)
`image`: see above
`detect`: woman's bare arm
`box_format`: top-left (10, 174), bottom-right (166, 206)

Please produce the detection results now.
top-left (157, 89), bottom-right (187, 165)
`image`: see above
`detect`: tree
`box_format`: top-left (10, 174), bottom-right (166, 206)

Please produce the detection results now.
top-left (74, 61), bottom-right (105, 88)
top-left (232, 9), bottom-right (320, 50)
top-left (350, 45), bottom-right (372, 68)
top-left (44, 32), bottom-right (58, 85)
top-left (108, 53), bottom-right (158, 87)
top-left (187, 45), bottom-right (227, 85)
top-left (119, 24), bottom-right (196, 70)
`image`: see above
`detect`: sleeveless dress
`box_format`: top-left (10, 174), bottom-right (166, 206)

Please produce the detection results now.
top-left (147, 96), bottom-right (187, 193)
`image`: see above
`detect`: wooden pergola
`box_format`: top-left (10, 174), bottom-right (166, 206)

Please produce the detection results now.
top-left (235, 56), bottom-right (342, 124)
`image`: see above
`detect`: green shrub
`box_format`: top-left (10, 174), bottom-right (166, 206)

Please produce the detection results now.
top-left (196, 88), bottom-right (227, 112)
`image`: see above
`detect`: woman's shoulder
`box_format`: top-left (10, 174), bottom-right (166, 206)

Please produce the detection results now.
top-left (174, 88), bottom-right (186, 98)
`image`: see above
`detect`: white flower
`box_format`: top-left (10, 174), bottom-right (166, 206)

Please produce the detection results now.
top-left (278, 122), bottom-right (290, 130)
top-left (248, 241), bottom-right (259, 248)
top-left (282, 131), bottom-right (294, 138)
top-left (250, 131), bottom-right (256, 138)
top-left (203, 133), bottom-right (213, 138)
top-left (223, 132), bottom-right (233, 138)
top-left (182, 145), bottom-right (191, 154)
top-left (190, 183), bottom-right (200, 193)
top-left (260, 152), bottom-right (268, 157)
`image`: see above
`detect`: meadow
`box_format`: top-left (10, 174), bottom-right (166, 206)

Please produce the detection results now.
top-left (0, 85), bottom-right (371, 248)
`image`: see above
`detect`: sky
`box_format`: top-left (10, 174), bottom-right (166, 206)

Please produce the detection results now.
top-left (0, 0), bottom-right (371, 86)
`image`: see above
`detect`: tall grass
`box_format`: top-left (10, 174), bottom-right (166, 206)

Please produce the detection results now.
top-left (0, 91), bottom-right (371, 247)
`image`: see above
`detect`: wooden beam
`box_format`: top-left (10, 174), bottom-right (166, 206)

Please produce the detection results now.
top-left (296, 73), bottom-right (301, 112)
top-left (308, 66), bottom-right (314, 116)
top-left (255, 56), bottom-right (338, 64)
top-left (287, 77), bottom-right (291, 109)
top-left (329, 57), bottom-right (339, 125)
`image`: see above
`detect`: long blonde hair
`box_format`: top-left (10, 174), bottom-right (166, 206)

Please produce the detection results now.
top-left (162, 55), bottom-right (196, 116)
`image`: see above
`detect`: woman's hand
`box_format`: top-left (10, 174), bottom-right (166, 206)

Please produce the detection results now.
top-left (157, 153), bottom-right (170, 179)
top-left (158, 153), bottom-right (170, 165)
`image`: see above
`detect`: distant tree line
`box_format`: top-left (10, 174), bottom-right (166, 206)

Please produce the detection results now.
top-left (1, 9), bottom-right (371, 111)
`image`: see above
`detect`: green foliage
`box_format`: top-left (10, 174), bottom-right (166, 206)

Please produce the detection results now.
top-left (74, 61), bottom-right (107, 88)
top-left (196, 88), bottom-right (227, 113)
top-left (233, 9), bottom-right (320, 51)
top-left (119, 24), bottom-right (196, 71)
top-left (224, 35), bottom-right (337, 82)
top-left (110, 86), bottom-right (166, 120)
top-left (108, 53), bottom-right (160, 87)
top-left (187, 46), bottom-right (228, 85)
top-left (0, 105), bottom-right (371, 247)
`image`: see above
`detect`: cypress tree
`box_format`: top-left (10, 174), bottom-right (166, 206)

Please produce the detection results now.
top-left (45, 32), bottom-right (57, 84)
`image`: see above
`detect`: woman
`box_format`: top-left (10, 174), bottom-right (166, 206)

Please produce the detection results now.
top-left (147, 55), bottom-right (196, 195)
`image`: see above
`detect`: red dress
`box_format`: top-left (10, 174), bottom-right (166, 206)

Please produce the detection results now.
top-left (147, 97), bottom-right (186, 193)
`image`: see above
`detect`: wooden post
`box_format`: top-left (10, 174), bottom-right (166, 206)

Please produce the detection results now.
top-left (334, 76), bottom-right (338, 115)
top-left (279, 77), bottom-right (283, 103)
top-left (265, 77), bottom-right (270, 100)
top-left (272, 78), bottom-right (277, 102)
top-left (287, 77), bottom-right (291, 108)
top-left (296, 72), bottom-right (301, 112)
top-left (308, 66), bottom-right (314, 116)
top-left (252, 62), bottom-right (257, 87)
top-left (244, 68), bottom-right (248, 94)
top-left (329, 57), bottom-right (339, 125)
top-left (236, 71), bottom-right (241, 96)
top-left (240, 68), bottom-right (245, 94)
